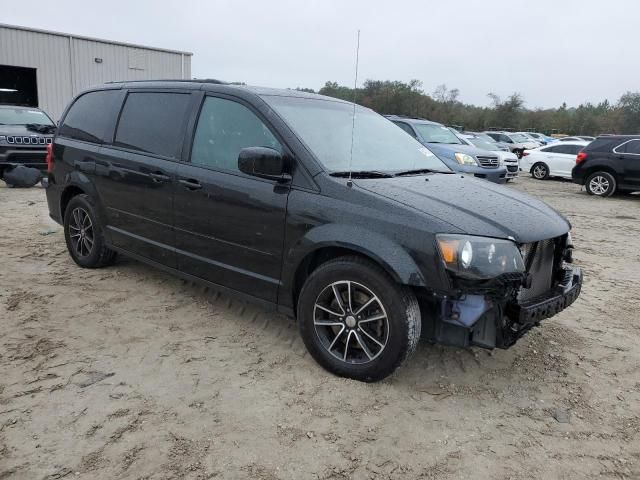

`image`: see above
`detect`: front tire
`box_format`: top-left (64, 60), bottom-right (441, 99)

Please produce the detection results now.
top-left (585, 171), bottom-right (616, 197)
top-left (297, 256), bottom-right (421, 382)
top-left (63, 194), bottom-right (117, 268)
top-left (531, 162), bottom-right (549, 180)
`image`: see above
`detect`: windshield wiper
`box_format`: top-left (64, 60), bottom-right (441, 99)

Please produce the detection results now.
top-left (330, 170), bottom-right (394, 179)
top-left (393, 168), bottom-right (453, 177)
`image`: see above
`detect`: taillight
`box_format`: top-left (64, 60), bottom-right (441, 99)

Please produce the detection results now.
top-left (576, 152), bottom-right (587, 164)
top-left (46, 143), bottom-right (53, 172)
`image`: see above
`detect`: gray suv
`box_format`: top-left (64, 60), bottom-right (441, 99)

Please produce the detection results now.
top-left (386, 116), bottom-right (507, 183)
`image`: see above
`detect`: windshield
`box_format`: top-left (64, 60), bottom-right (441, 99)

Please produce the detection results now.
top-left (0, 107), bottom-right (54, 126)
top-left (413, 123), bottom-right (462, 144)
top-left (265, 96), bottom-right (449, 173)
top-left (511, 133), bottom-right (530, 142)
top-left (468, 137), bottom-right (499, 150)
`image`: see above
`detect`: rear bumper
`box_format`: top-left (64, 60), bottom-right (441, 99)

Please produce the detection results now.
top-left (45, 179), bottom-right (63, 224)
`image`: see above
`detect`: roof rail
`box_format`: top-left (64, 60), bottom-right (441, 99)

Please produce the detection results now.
top-left (105, 78), bottom-right (228, 85)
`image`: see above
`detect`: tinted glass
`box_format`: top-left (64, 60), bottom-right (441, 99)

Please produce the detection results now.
top-left (191, 96), bottom-right (282, 172)
top-left (114, 92), bottom-right (191, 158)
top-left (394, 122), bottom-right (416, 137)
top-left (58, 90), bottom-right (120, 143)
top-left (554, 145), bottom-right (571, 154)
top-left (619, 139), bottom-right (640, 154)
top-left (266, 96), bottom-right (449, 173)
top-left (584, 137), bottom-right (622, 153)
top-left (565, 145), bottom-right (584, 155)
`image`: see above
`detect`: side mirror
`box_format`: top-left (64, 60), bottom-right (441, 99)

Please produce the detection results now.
top-left (238, 147), bottom-right (291, 182)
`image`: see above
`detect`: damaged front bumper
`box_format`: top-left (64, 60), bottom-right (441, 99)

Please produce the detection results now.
top-left (429, 266), bottom-right (582, 350)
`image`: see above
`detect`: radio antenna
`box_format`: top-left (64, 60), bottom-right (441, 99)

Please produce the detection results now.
top-left (347, 29), bottom-right (360, 188)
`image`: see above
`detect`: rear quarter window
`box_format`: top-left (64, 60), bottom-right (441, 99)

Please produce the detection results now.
top-left (114, 92), bottom-right (191, 159)
top-left (58, 90), bottom-right (121, 143)
top-left (584, 138), bottom-right (622, 153)
top-left (616, 139), bottom-right (640, 155)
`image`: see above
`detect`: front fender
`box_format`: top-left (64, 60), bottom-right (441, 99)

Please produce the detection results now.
top-left (278, 223), bottom-right (427, 310)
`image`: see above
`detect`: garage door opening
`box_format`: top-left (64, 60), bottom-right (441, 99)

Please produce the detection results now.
top-left (0, 65), bottom-right (38, 107)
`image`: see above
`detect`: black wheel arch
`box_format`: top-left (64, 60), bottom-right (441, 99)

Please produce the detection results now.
top-left (281, 225), bottom-right (434, 314)
top-left (58, 172), bottom-right (108, 230)
top-left (583, 165), bottom-right (619, 184)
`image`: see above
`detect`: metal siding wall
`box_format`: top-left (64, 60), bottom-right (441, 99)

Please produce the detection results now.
top-left (1, 25), bottom-right (192, 120)
top-left (184, 55), bottom-right (191, 79)
top-left (72, 39), bottom-right (187, 93)
top-left (0, 26), bottom-right (73, 121)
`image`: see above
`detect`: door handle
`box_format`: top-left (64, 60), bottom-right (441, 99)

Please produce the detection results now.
top-left (150, 172), bottom-right (171, 182)
top-left (179, 178), bottom-right (202, 190)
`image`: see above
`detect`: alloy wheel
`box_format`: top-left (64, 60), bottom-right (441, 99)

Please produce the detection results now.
top-left (313, 281), bottom-right (389, 364)
top-left (533, 165), bottom-right (547, 179)
top-left (588, 175), bottom-right (610, 195)
top-left (68, 207), bottom-right (94, 257)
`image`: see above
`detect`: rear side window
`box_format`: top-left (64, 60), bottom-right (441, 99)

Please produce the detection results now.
top-left (565, 145), bottom-right (584, 155)
top-left (584, 137), bottom-right (624, 153)
top-left (114, 92), bottom-right (191, 159)
top-left (544, 144), bottom-right (580, 154)
top-left (617, 139), bottom-right (640, 155)
top-left (58, 90), bottom-right (120, 143)
top-left (190, 96), bottom-right (282, 173)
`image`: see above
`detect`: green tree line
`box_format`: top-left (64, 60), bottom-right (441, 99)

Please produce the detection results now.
top-left (296, 80), bottom-right (640, 135)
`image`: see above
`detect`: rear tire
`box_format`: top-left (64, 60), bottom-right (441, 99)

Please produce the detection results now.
top-left (531, 162), bottom-right (549, 180)
top-left (297, 256), bottom-right (421, 382)
top-left (63, 194), bottom-right (117, 268)
top-left (585, 171), bottom-right (616, 197)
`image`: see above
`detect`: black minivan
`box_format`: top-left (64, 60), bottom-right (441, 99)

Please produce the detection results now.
top-left (46, 81), bottom-right (582, 382)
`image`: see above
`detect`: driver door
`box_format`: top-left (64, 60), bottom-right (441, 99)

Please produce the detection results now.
top-left (173, 95), bottom-right (290, 302)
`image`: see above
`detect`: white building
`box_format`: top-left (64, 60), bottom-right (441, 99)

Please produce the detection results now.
top-left (0, 23), bottom-right (193, 120)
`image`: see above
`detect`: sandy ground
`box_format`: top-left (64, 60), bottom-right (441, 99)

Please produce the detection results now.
top-left (0, 176), bottom-right (639, 480)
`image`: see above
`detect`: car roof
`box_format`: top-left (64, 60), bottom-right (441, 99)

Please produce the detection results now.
top-left (541, 140), bottom-right (589, 147)
top-left (94, 79), bottom-right (352, 105)
top-left (594, 134), bottom-right (640, 140)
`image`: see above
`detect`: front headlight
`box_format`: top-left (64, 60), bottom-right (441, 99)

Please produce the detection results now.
top-left (436, 234), bottom-right (525, 279)
top-left (454, 153), bottom-right (477, 165)
top-left (0, 136), bottom-right (6, 144)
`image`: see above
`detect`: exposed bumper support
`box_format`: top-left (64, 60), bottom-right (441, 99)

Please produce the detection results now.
top-left (429, 266), bottom-right (583, 350)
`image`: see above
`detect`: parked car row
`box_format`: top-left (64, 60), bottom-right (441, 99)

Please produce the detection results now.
top-left (519, 135), bottom-right (640, 197)
top-left (386, 116), bottom-right (518, 184)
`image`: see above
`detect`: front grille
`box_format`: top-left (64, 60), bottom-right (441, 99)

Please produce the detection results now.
top-left (507, 165), bottom-right (518, 172)
top-left (7, 152), bottom-right (47, 164)
top-left (518, 239), bottom-right (557, 302)
top-left (476, 155), bottom-right (499, 168)
top-left (6, 136), bottom-right (52, 145)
